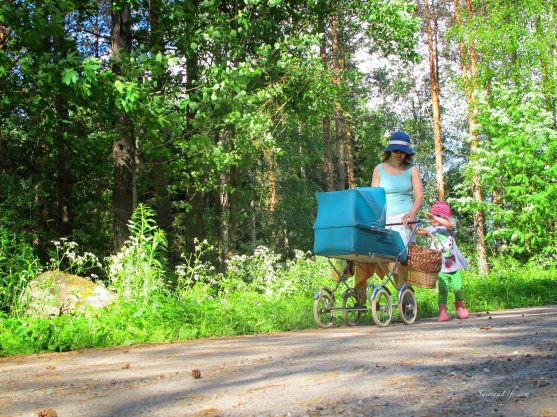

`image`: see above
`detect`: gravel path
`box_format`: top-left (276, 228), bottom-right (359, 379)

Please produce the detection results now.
top-left (1, 305), bottom-right (556, 417)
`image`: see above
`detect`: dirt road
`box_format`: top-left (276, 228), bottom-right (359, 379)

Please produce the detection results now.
top-left (1, 305), bottom-right (556, 417)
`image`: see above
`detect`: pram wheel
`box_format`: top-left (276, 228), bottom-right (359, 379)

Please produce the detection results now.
top-left (371, 288), bottom-right (393, 327)
top-left (398, 287), bottom-right (417, 325)
top-left (313, 290), bottom-right (335, 328)
top-left (342, 290), bottom-right (363, 326)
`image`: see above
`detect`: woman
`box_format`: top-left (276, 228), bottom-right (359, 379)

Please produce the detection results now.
top-left (354, 131), bottom-right (424, 304)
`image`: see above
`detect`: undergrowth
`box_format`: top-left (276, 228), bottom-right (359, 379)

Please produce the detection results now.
top-left (1, 260), bottom-right (555, 356)
top-left (0, 205), bottom-right (555, 357)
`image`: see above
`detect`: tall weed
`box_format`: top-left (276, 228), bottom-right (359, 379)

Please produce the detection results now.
top-left (46, 238), bottom-right (102, 278)
top-left (106, 204), bottom-right (168, 303)
top-left (175, 238), bottom-right (218, 301)
top-left (0, 228), bottom-right (41, 314)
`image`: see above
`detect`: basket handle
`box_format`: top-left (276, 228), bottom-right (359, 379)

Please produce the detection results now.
top-left (416, 228), bottom-right (440, 252)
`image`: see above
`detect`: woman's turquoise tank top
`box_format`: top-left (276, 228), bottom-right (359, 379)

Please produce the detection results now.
top-left (378, 163), bottom-right (414, 216)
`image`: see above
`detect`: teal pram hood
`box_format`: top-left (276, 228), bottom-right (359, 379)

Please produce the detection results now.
top-left (313, 187), bottom-right (407, 263)
top-left (313, 187), bottom-right (387, 230)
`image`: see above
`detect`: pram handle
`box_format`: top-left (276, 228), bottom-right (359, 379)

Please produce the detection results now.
top-left (385, 220), bottom-right (422, 226)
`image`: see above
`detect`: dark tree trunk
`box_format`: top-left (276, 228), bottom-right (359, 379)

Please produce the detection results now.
top-left (217, 166), bottom-right (229, 271)
top-left (149, 0), bottom-right (174, 259)
top-left (319, 16), bottom-right (334, 192)
top-left (53, 34), bottom-right (73, 238)
top-left (0, 130), bottom-right (6, 174)
top-left (228, 163), bottom-right (238, 255)
top-left (184, 31), bottom-right (204, 255)
top-left (322, 118), bottom-right (334, 191)
top-left (334, 109), bottom-right (345, 191)
top-left (345, 124), bottom-right (355, 189)
top-left (54, 95), bottom-right (73, 237)
top-left (111, 4), bottom-right (135, 250)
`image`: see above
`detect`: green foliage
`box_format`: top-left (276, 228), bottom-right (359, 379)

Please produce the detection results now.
top-left (462, 84), bottom-right (557, 261)
top-left (0, 228), bottom-right (41, 314)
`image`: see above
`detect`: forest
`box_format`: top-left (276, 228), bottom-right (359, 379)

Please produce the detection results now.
top-left (0, 0), bottom-right (556, 355)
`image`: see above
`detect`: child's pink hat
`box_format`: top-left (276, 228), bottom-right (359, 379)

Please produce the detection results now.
top-left (430, 201), bottom-right (451, 219)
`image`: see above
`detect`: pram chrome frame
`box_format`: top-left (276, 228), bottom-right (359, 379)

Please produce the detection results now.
top-left (313, 221), bottom-right (421, 328)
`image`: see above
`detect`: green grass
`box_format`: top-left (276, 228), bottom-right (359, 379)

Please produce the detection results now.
top-left (414, 268), bottom-right (557, 317)
top-left (1, 265), bottom-right (555, 357)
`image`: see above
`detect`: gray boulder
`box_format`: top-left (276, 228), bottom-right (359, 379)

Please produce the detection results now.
top-left (22, 271), bottom-right (116, 317)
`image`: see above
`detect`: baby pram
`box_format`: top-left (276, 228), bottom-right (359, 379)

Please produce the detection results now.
top-left (313, 187), bottom-right (420, 328)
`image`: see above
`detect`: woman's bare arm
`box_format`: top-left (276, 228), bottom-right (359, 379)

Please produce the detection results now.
top-left (371, 165), bottom-right (380, 187)
top-left (401, 165), bottom-right (423, 224)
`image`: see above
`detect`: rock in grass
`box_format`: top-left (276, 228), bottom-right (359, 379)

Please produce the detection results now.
top-left (22, 271), bottom-right (116, 317)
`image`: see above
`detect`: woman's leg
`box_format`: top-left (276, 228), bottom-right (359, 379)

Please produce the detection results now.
top-left (354, 263), bottom-right (379, 304)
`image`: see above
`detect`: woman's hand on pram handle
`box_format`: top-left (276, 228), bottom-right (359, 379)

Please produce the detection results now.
top-left (401, 210), bottom-right (418, 226)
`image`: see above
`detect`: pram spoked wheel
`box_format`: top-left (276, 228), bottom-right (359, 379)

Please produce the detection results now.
top-left (398, 287), bottom-right (417, 325)
top-left (313, 290), bottom-right (335, 328)
top-left (342, 290), bottom-right (363, 326)
top-left (371, 287), bottom-right (393, 327)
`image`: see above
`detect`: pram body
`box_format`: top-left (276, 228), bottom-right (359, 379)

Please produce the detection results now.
top-left (313, 187), bottom-right (419, 327)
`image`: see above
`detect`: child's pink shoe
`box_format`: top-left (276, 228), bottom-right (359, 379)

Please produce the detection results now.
top-left (438, 304), bottom-right (449, 321)
top-left (455, 300), bottom-right (469, 319)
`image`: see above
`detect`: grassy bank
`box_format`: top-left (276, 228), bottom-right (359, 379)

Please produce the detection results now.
top-left (1, 260), bottom-right (555, 357)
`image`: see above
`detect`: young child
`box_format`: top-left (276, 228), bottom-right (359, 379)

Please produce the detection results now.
top-left (421, 201), bottom-right (470, 321)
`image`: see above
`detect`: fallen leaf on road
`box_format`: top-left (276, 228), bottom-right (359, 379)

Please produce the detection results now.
top-left (37, 409), bottom-right (57, 417)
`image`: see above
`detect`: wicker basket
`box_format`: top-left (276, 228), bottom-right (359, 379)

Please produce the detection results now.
top-left (406, 229), bottom-right (441, 289)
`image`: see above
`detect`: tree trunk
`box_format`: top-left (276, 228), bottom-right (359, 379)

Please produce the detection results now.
top-left (249, 170), bottom-right (257, 251)
top-left (331, 12), bottom-right (346, 191)
top-left (345, 124), bottom-right (355, 189)
top-left (228, 161), bottom-right (238, 256)
top-left (264, 149), bottom-right (277, 214)
top-left (217, 167), bottom-right (229, 271)
top-left (53, 31), bottom-right (74, 239)
top-left (322, 118), bottom-right (334, 191)
top-left (334, 108), bottom-right (345, 191)
top-left (111, 3), bottom-right (135, 251)
top-left (54, 91), bottom-right (73, 238)
top-left (425, 0), bottom-right (445, 201)
top-left (264, 148), bottom-right (279, 249)
top-left (540, 3), bottom-right (557, 116)
top-left (148, 0), bottom-right (174, 261)
top-left (460, 0), bottom-right (489, 275)
top-left (0, 132), bottom-right (5, 174)
top-left (319, 17), bottom-right (334, 191)
top-left (492, 189), bottom-right (502, 254)
top-left (183, 7), bottom-right (205, 256)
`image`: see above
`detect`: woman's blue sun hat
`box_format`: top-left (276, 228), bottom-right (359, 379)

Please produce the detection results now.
top-left (384, 131), bottom-right (414, 155)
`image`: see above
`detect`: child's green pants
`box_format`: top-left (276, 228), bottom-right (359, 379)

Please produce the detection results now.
top-left (438, 270), bottom-right (465, 305)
